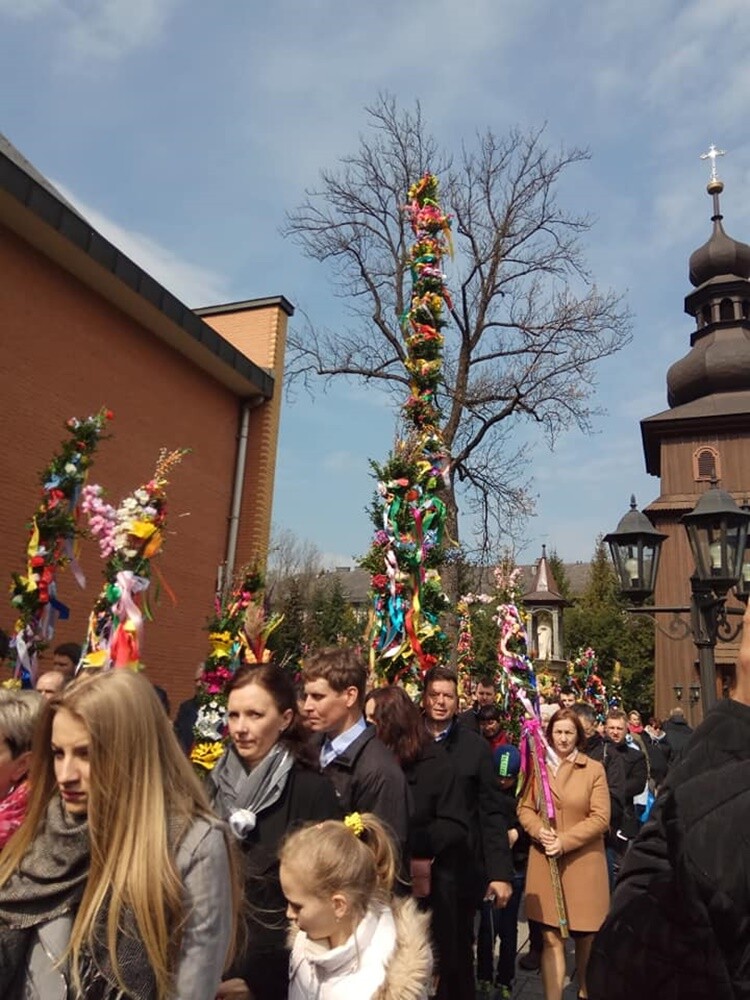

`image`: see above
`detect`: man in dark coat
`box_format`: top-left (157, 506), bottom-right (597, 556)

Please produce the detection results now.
top-left (173, 663), bottom-right (203, 754)
top-left (662, 706), bottom-right (693, 761)
top-left (605, 710), bottom-right (647, 835)
top-left (573, 702), bottom-right (627, 833)
top-left (302, 646), bottom-right (409, 848)
top-left (588, 604), bottom-right (750, 1000)
top-left (604, 708), bottom-right (648, 886)
top-left (423, 665), bottom-right (513, 1000)
top-left (458, 673), bottom-right (497, 733)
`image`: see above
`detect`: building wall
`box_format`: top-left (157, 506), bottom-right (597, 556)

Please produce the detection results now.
top-left (0, 221), bottom-right (248, 709)
top-left (200, 303), bottom-right (289, 569)
top-left (646, 429), bottom-right (750, 721)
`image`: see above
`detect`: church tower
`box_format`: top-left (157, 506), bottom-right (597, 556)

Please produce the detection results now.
top-left (641, 152), bottom-right (750, 720)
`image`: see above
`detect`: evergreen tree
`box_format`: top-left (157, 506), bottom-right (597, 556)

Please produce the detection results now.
top-left (308, 576), bottom-right (363, 648)
top-left (547, 547), bottom-right (573, 601)
top-left (268, 576), bottom-right (307, 670)
top-left (565, 537), bottom-right (654, 711)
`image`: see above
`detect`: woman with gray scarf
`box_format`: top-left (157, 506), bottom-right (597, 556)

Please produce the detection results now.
top-left (210, 663), bottom-right (341, 1000)
top-left (0, 669), bottom-right (240, 1000)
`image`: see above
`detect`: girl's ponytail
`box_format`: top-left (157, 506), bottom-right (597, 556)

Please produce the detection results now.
top-left (353, 813), bottom-right (396, 895)
top-left (280, 812), bottom-right (399, 918)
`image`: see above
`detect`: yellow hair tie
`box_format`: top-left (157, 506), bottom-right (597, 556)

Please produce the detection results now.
top-left (344, 812), bottom-right (365, 838)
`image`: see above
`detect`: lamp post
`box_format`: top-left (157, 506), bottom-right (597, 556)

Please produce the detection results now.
top-left (688, 683), bottom-right (701, 724)
top-left (605, 484), bottom-right (750, 716)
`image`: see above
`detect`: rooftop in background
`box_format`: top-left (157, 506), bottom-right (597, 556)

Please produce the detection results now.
top-left (320, 561), bottom-right (591, 606)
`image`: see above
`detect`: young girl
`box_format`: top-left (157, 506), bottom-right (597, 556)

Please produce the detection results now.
top-left (279, 812), bottom-right (432, 1000)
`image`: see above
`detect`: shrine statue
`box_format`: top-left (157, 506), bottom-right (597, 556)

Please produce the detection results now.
top-left (537, 620), bottom-right (553, 661)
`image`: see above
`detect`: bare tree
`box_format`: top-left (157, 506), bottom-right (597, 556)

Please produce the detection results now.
top-left (266, 526), bottom-right (323, 601)
top-left (283, 95), bottom-right (632, 551)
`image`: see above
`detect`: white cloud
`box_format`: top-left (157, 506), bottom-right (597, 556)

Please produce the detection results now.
top-left (0, 0), bottom-right (180, 60)
top-left (242, 0), bottom-right (535, 189)
top-left (54, 181), bottom-right (230, 307)
top-left (322, 450), bottom-right (357, 471)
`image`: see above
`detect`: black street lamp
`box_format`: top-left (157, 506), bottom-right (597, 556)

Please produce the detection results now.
top-left (604, 496), bottom-right (667, 605)
top-left (682, 485), bottom-right (750, 596)
top-left (606, 484), bottom-right (750, 715)
top-left (734, 502), bottom-right (750, 605)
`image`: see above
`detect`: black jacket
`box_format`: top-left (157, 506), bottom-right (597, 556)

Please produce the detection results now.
top-left (405, 743), bottom-right (468, 862)
top-left (210, 762), bottom-right (341, 1000)
top-left (589, 699), bottom-right (750, 1000)
top-left (433, 720), bottom-right (514, 900)
top-left (610, 739), bottom-right (648, 839)
top-left (584, 733), bottom-right (626, 831)
top-left (173, 696), bottom-right (198, 754)
top-left (457, 705), bottom-right (480, 734)
top-left (319, 724), bottom-right (409, 847)
top-left (405, 745), bottom-right (470, 976)
top-left (500, 783), bottom-right (530, 873)
top-left (641, 730), bottom-right (671, 786)
top-left (662, 715), bottom-right (694, 761)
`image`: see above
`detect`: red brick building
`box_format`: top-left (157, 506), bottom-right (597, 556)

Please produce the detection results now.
top-left (0, 133), bottom-right (292, 708)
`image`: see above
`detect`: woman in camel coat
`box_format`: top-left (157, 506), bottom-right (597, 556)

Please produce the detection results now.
top-left (519, 708), bottom-right (610, 1000)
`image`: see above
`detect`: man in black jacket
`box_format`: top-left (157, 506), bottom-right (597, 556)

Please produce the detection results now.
top-left (423, 665), bottom-right (513, 1000)
top-left (605, 708), bottom-right (647, 873)
top-left (302, 646), bottom-right (408, 848)
top-left (588, 603), bottom-right (750, 1000)
top-left (662, 705), bottom-right (693, 761)
top-left (457, 673), bottom-right (496, 733)
top-left (573, 703), bottom-right (626, 827)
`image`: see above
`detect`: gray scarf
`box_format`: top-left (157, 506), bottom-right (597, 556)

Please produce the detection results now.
top-left (0, 795), bottom-right (89, 996)
top-left (0, 796), bottom-right (183, 1000)
top-left (210, 743), bottom-right (294, 838)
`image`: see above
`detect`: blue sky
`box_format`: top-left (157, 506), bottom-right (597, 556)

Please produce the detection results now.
top-left (2, 0), bottom-right (749, 567)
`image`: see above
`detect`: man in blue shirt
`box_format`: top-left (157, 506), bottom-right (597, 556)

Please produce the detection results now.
top-left (302, 647), bottom-right (408, 848)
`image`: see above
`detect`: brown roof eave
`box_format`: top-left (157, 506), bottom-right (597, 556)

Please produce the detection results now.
top-left (641, 395), bottom-right (750, 476)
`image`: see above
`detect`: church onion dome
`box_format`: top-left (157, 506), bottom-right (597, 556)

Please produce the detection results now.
top-left (689, 180), bottom-right (750, 287)
top-left (669, 174), bottom-right (750, 408)
top-left (667, 327), bottom-right (750, 406)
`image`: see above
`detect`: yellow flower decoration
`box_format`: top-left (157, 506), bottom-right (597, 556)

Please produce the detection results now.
top-left (343, 812), bottom-right (365, 839)
top-left (190, 740), bottom-right (225, 771)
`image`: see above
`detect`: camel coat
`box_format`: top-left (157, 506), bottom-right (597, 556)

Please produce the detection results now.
top-left (519, 752), bottom-right (610, 933)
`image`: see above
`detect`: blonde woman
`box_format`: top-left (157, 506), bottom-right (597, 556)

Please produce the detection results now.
top-left (0, 670), bottom-right (240, 999)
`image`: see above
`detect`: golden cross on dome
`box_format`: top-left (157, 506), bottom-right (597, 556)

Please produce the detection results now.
top-left (700, 143), bottom-right (726, 182)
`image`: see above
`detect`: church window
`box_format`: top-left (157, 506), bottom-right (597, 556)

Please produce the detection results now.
top-left (719, 298), bottom-right (734, 321)
top-left (701, 304), bottom-right (712, 326)
top-left (693, 446), bottom-right (720, 482)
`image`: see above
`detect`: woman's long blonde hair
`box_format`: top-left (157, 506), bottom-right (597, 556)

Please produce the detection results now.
top-left (0, 670), bottom-right (240, 999)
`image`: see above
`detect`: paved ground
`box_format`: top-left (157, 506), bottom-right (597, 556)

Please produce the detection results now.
top-left (478, 914), bottom-right (580, 999)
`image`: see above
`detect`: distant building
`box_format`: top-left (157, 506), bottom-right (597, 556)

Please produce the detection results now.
top-left (326, 560), bottom-right (591, 610)
top-left (0, 132), bottom-right (291, 707)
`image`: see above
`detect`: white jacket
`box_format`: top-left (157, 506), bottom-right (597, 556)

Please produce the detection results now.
top-left (288, 898), bottom-right (432, 1000)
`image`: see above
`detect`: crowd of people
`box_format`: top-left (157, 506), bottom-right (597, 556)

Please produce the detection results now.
top-left (0, 615), bottom-right (746, 1000)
